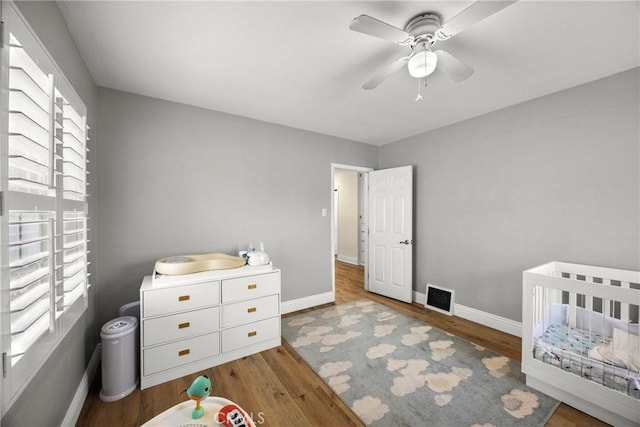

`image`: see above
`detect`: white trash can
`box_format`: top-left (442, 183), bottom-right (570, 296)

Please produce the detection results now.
top-left (100, 316), bottom-right (138, 402)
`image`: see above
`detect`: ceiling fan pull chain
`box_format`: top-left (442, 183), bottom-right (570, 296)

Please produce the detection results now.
top-left (415, 77), bottom-right (424, 102)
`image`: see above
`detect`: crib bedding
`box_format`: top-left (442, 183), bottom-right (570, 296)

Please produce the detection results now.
top-left (534, 323), bottom-right (640, 398)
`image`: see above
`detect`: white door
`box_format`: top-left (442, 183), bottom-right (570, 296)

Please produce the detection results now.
top-left (367, 166), bottom-right (413, 303)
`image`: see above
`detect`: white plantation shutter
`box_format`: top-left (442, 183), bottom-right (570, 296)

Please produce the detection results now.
top-left (61, 97), bottom-right (86, 201)
top-left (7, 211), bottom-right (53, 366)
top-left (5, 29), bottom-right (57, 378)
top-left (57, 86), bottom-right (89, 321)
top-left (7, 33), bottom-right (53, 196)
top-left (1, 3), bottom-right (90, 414)
top-left (61, 211), bottom-right (87, 311)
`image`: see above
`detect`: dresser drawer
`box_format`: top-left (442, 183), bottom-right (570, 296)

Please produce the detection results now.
top-left (222, 316), bottom-right (280, 353)
top-left (143, 332), bottom-right (220, 376)
top-left (144, 307), bottom-right (220, 347)
top-left (143, 280), bottom-right (220, 317)
top-left (221, 272), bottom-right (280, 303)
top-left (222, 295), bottom-right (279, 328)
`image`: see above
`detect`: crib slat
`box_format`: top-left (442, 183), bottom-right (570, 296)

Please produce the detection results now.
top-left (536, 285), bottom-right (542, 328)
top-left (620, 281), bottom-right (630, 321)
top-left (568, 291), bottom-right (577, 328)
top-left (602, 280), bottom-right (612, 317)
top-left (603, 299), bottom-right (611, 318)
top-left (585, 276), bottom-right (594, 311)
top-left (549, 271), bottom-right (563, 305)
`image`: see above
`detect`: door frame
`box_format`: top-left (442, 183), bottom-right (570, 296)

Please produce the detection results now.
top-left (330, 163), bottom-right (373, 301)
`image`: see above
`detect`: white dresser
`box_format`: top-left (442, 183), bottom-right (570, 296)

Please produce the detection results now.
top-left (139, 265), bottom-right (281, 389)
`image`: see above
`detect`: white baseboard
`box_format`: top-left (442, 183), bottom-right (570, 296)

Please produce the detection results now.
top-left (62, 343), bottom-right (101, 427)
top-left (281, 291), bottom-right (334, 314)
top-left (413, 291), bottom-right (522, 337)
top-left (454, 303), bottom-right (522, 337)
top-left (336, 255), bottom-right (359, 265)
top-left (281, 289), bottom-right (521, 337)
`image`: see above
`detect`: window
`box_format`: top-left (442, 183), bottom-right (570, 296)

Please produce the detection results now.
top-left (1, 3), bottom-right (89, 413)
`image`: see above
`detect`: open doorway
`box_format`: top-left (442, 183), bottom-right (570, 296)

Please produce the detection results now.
top-left (334, 170), bottom-right (360, 265)
top-left (331, 164), bottom-right (372, 301)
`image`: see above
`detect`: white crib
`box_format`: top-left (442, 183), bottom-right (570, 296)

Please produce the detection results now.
top-left (522, 261), bottom-right (640, 427)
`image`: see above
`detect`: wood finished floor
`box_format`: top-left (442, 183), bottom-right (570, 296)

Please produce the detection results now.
top-left (76, 261), bottom-right (607, 426)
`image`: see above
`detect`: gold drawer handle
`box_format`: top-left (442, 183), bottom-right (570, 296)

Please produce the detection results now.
top-left (178, 349), bottom-right (190, 357)
top-left (248, 283), bottom-right (257, 290)
top-left (248, 331), bottom-right (257, 337)
top-left (247, 307), bottom-right (256, 313)
top-left (178, 295), bottom-right (190, 302)
top-left (178, 322), bottom-right (190, 329)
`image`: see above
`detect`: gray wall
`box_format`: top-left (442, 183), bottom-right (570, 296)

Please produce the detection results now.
top-left (96, 88), bottom-right (378, 328)
top-left (380, 68), bottom-right (640, 322)
top-left (2, 2), bottom-right (99, 426)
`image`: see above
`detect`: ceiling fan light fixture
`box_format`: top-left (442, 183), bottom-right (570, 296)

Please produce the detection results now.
top-left (407, 47), bottom-right (438, 78)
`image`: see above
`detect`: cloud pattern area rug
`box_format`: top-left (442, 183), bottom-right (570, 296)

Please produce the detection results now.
top-left (281, 299), bottom-right (559, 427)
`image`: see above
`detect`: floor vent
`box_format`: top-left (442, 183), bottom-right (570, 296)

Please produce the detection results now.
top-left (424, 284), bottom-right (455, 316)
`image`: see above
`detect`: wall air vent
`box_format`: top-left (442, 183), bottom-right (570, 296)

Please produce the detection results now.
top-left (425, 283), bottom-right (455, 316)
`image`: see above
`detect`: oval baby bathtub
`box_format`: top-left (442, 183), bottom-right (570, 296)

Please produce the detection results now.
top-left (155, 252), bottom-right (246, 275)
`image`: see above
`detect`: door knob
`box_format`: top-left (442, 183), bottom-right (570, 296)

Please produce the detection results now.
top-left (399, 239), bottom-right (413, 245)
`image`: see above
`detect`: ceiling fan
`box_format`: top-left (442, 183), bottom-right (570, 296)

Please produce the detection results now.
top-left (349, 0), bottom-right (517, 90)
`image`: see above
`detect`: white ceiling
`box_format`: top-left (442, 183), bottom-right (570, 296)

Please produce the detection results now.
top-left (57, 1), bottom-right (639, 146)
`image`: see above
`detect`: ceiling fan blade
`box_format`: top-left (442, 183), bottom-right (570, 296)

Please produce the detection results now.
top-left (439, 0), bottom-right (517, 38)
top-left (435, 50), bottom-right (474, 82)
top-left (350, 15), bottom-right (412, 45)
top-left (362, 57), bottom-right (409, 90)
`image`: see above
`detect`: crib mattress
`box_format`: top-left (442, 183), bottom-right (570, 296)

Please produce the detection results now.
top-left (534, 324), bottom-right (640, 399)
